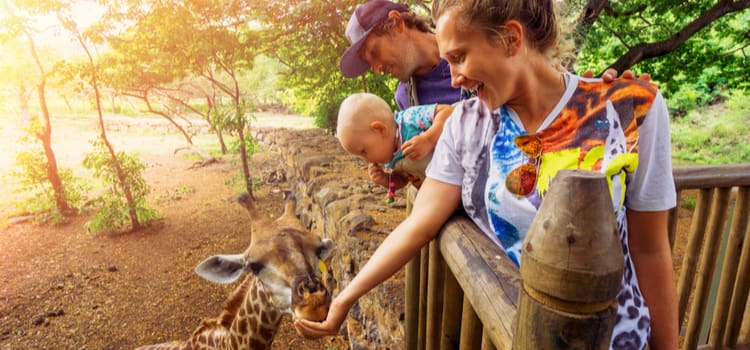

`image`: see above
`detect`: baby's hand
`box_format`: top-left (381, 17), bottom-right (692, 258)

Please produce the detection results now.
top-left (368, 163), bottom-right (389, 188)
top-left (401, 134), bottom-right (433, 160)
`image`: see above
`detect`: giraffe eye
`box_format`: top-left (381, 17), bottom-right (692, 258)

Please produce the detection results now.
top-left (315, 239), bottom-right (334, 259)
top-left (247, 262), bottom-right (264, 275)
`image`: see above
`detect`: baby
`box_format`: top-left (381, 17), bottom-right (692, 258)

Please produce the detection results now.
top-left (336, 92), bottom-right (453, 201)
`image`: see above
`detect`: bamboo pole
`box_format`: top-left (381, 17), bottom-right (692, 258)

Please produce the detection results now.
top-left (418, 246), bottom-right (429, 350)
top-left (710, 186), bottom-right (749, 348)
top-left (668, 189), bottom-right (682, 250)
top-left (513, 170), bottom-right (623, 349)
top-left (440, 271), bottom-right (462, 350)
top-left (481, 330), bottom-right (497, 350)
top-left (405, 254), bottom-right (420, 350)
top-left (722, 187), bottom-right (750, 348)
top-left (405, 186), bottom-right (419, 350)
top-left (684, 187), bottom-right (732, 350)
top-left (459, 296), bottom-right (482, 350)
top-left (677, 188), bottom-right (712, 322)
top-left (425, 240), bottom-right (446, 350)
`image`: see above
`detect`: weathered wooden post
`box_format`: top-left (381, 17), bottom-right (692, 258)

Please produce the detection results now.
top-left (512, 170), bottom-right (624, 349)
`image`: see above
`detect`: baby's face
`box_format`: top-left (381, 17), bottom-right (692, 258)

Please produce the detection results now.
top-left (339, 127), bottom-right (395, 165)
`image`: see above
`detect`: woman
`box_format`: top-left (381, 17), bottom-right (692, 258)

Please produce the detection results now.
top-left (296, 0), bottom-right (678, 348)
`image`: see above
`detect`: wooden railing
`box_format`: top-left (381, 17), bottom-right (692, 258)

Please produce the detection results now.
top-left (404, 163), bottom-right (750, 350)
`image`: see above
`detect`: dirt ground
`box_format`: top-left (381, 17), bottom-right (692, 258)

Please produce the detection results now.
top-left (0, 116), bottom-right (349, 349)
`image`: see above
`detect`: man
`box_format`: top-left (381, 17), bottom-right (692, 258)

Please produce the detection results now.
top-left (340, 0), bottom-right (461, 110)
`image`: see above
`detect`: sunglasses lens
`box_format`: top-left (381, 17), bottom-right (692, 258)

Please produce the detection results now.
top-left (514, 135), bottom-right (542, 158)
top-left (505, 163), bottom-right (538, 196)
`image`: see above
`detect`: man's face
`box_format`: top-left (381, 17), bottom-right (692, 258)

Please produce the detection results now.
top-left (359, 31), bottom-right (414, 82)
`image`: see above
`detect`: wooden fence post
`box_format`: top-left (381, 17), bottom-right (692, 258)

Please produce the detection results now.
top-left (512, 170), bottom-right (624, 349)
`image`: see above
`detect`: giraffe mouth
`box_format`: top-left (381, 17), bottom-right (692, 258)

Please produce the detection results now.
top-left (292, 277), bottom-right (331, 321)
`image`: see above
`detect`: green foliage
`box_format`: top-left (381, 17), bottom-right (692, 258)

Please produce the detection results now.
top-left (574, 2), bottom-right (750, 117)
top-left (8, 147), bottom-right (88, 225)
top-left (680, 195), bottom-right (697, 210)
top-left (671, 91), bottom-right (750, 164)
top-left (249, 0), bottom-right (402, 133)
top-left (81, 138), bottom-right (160, 233)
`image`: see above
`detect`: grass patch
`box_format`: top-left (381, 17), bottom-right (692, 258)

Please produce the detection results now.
top-left (671, 91), bottom-right (750, 165)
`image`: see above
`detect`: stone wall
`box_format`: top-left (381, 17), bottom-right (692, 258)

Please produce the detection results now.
top-left (253, 127), bottom-right (409, 350)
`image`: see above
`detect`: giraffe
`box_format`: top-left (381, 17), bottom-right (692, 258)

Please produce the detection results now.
top-left (135, 192), bottom-right (334, 350)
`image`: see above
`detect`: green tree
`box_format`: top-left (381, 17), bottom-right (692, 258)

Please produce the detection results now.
top-left (105, 0), bottom-right (259, 196)
top-left (1, 1), bottom-right (75, 217)
top-left (570, 0), bottom-right (750, 103)
top-left (54, 0), bottom-right (155, 231)
top-left (248, 0), bottom-right (398, 132)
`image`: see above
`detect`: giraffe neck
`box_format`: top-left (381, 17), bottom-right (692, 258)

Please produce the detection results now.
top-left (200, 274), bottom-right (283, 350)
top-left (135, 274), bottom-right (284, 350)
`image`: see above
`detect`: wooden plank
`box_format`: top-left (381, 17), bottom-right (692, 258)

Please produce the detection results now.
top-left (405, 254), bottom-right (420, 350)
top-left (425, 240), bottom-right (446, 350)
top-left (677, 188), bottom-right (712, 323)
top-left (710, 186), bottom-right (750, 348)
top-left (438, 215), bottom-right (520, 349)
top-left (669, 190), bottom-right (681, 251)
top-left (724, 187), bottom-right (750, 348)
top-left (459, 296), bottom-right (482, 350)
top-left (440, 271), bottom-right (462, 350)
top-left (418, 246), bottom-right (428, 350)
top-left (481, 330), bottom-right (497, 350)
top-left (684, 187), bottom-right (732, 350)
top-left (673, 164), bottom-right (750, 190)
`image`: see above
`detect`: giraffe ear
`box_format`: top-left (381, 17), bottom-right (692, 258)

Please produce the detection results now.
top-left (195, 254), bottom-right (245, 284)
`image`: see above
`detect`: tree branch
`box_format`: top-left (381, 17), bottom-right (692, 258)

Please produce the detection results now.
top-left (607, 0), bottom-right (750, 73)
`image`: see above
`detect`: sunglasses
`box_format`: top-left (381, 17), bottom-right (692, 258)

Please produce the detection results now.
top-left (505, 134), bottom-right (542, 196)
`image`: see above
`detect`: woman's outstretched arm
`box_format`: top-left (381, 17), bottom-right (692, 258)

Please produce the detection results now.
top-left (294, 178), bottom-right (462, 337)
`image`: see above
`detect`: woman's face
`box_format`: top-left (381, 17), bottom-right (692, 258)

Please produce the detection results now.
top-left (435, 10), bottom-right (517, 110)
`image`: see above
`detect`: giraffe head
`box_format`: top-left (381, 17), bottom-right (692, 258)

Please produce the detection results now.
top-left (195, 192), bottom-right (334, 322)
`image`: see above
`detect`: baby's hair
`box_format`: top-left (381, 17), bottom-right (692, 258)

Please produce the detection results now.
top-left (336, 93), bottom-right (394, 138)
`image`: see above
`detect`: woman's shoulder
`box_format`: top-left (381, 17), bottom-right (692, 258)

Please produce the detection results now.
top-left (449, 98), bottom-right (493, 121)
top-left (439, 98), bottom-right (498, 145)
top-left (574, 74), bottom-right (660, 101)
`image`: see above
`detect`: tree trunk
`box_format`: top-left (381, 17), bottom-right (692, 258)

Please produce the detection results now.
top-left (36, 78), bottom-right (73, 215)
top-left (68, 21), bottom-right (142, 231)
top-left (25, 31), bottom-right (73, 215)
top-left (237, 127), bottom-right (253, 199)
top-left (214, 126), bottom-right (227, 154)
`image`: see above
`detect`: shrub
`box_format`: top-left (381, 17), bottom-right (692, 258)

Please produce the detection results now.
top-left (7, 121), bottom-right (87, 225)
top-left (9, 149), bottom-right (88, 225)
top-left (82, 138), bottom-right (160, 233)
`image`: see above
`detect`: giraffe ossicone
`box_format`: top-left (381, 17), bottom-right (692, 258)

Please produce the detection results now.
top-left (136, 192), bottom-right (335, 350)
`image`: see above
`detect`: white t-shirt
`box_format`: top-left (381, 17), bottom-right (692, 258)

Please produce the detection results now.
top-left (427, 73), bottom-right (676, 349)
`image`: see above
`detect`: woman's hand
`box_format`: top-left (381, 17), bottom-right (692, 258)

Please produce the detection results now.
top-left (294, 296), bottom-right (352, 338)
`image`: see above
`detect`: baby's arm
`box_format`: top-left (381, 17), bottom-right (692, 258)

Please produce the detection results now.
top-left (401, 104), bottom-right (454, 160)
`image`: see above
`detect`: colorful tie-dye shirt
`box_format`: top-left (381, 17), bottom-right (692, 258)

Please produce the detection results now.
top-left (427, 73), bottom-right (676, 349)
